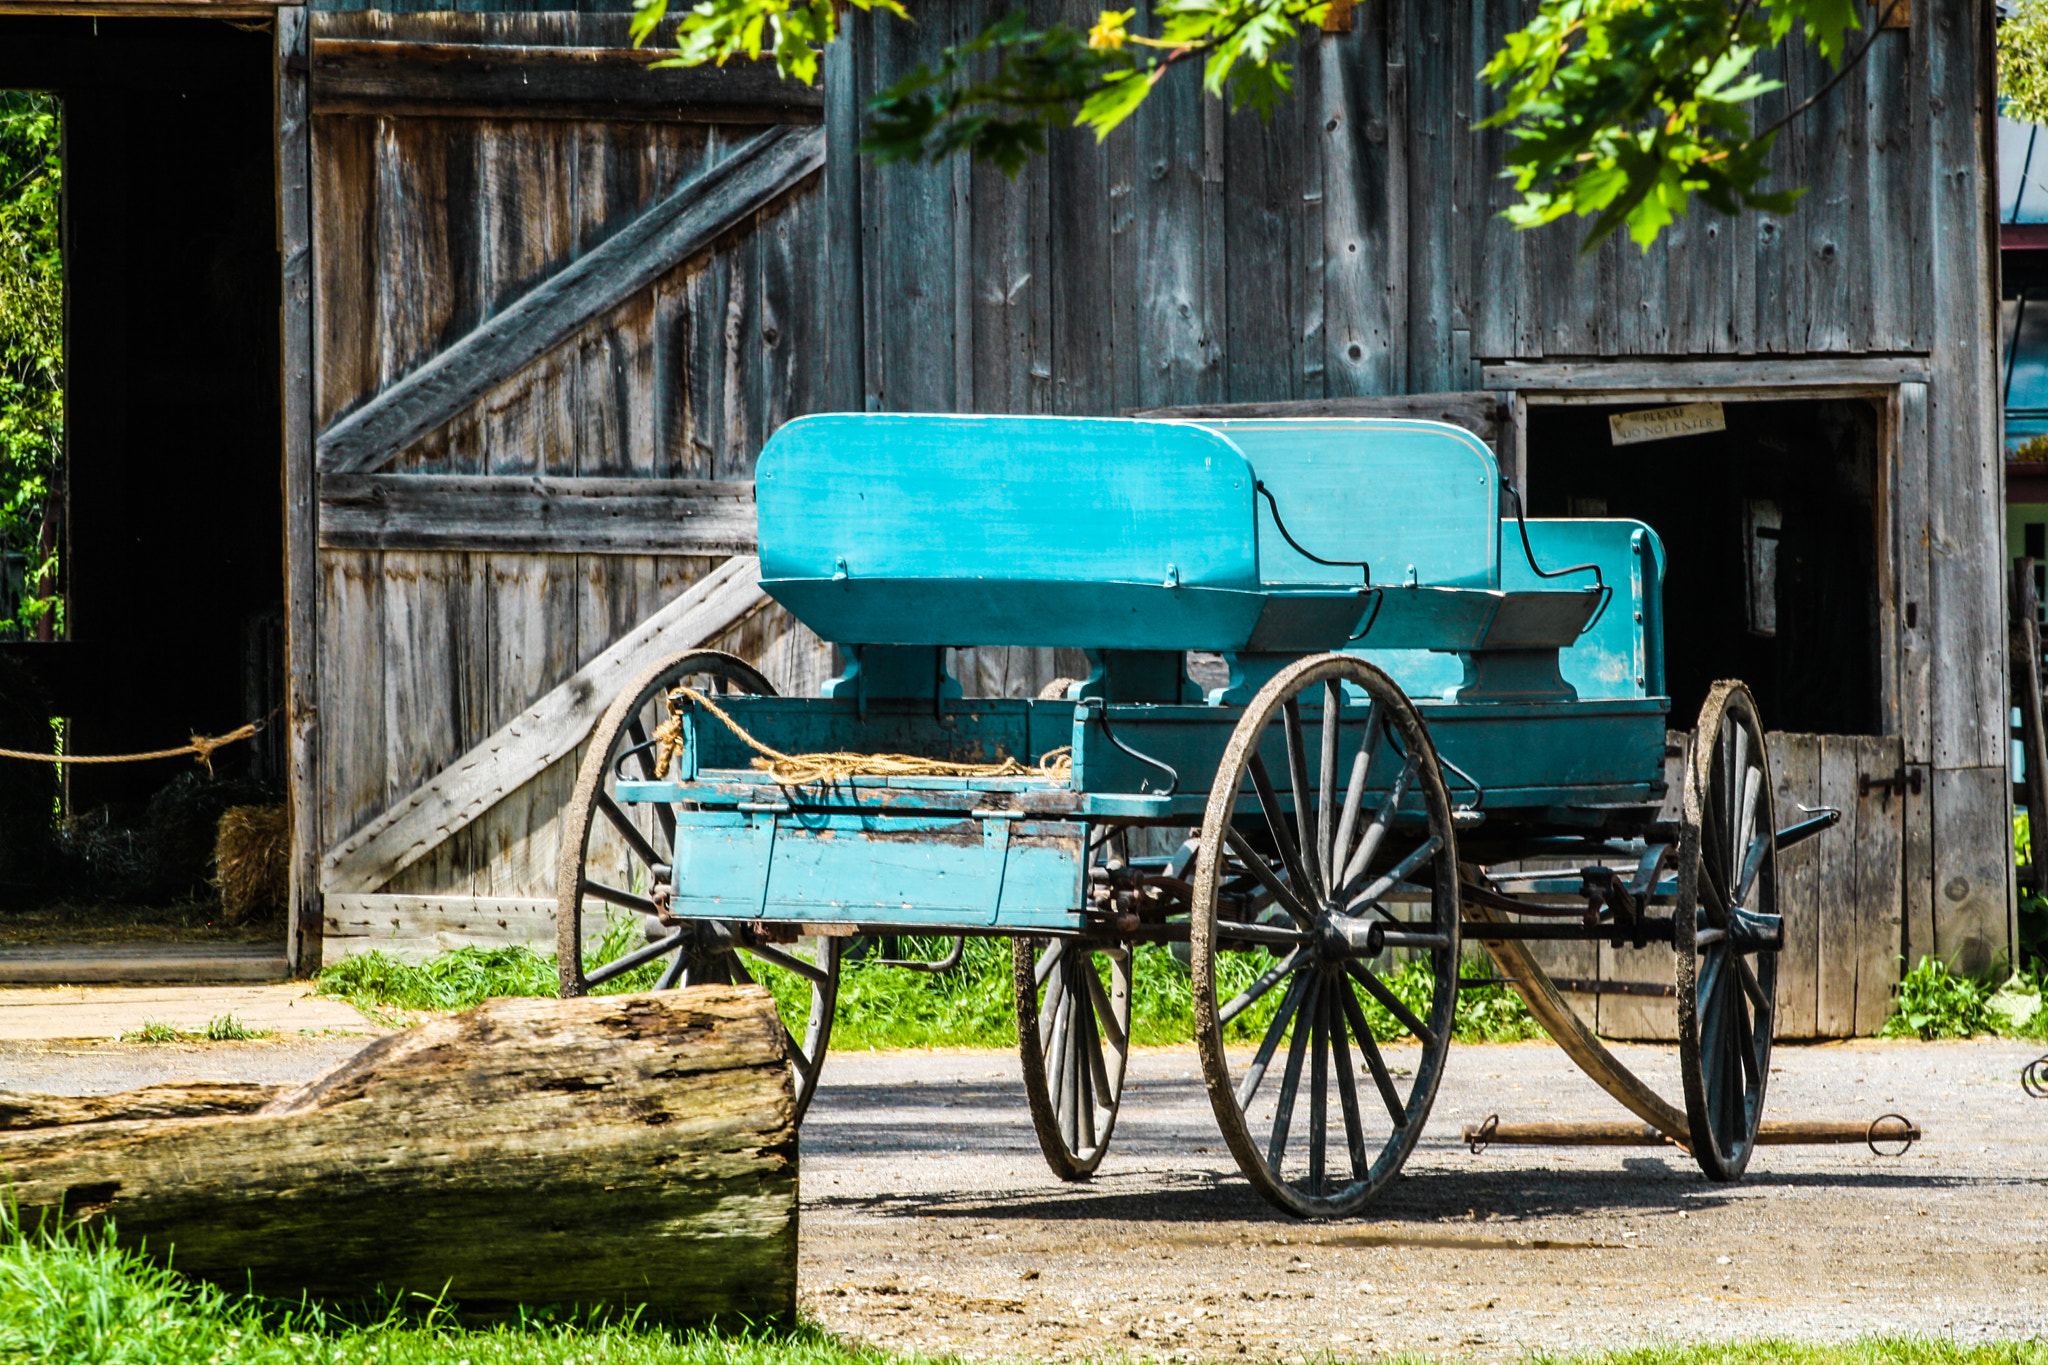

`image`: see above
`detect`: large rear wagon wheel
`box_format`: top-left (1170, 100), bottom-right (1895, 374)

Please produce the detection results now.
top-left (1677, 680), bottom-right (1780, 1179)
top-left (554, 648), bottom-right (841, 1123)
top-left (1190, 653), bottom-right (1461, 1218)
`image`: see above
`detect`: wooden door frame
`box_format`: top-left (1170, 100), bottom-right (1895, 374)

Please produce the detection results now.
top-left (1485, 356), bottom-right (1929, 746)
top-left (276, 5), bottom-right (319, 976)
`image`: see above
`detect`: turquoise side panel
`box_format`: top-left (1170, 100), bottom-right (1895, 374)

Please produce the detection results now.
top-left (1187, 419), bottom-right (1500, 589)
top-left (666, 809), bottom-right (1085, 927)
top-left (757, 414), bottom-right (1257, 588)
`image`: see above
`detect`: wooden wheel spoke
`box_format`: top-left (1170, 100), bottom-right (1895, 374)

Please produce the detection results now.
top-left (1223, 827), bottom-right (1316, 927)
top-left (622, 716), bottom-right (678, 846)
top-left (1732, 950), bottom-right (1769, 1015)
top-left (1326, 988), bottom-right (1371, 1178)
top-left (1330, 706), bottom-right (1384, 886)
top-left (1216, 918), bottom-right (1313, 948)
top-left (1073, 989), bottom-right (1099, 1153)
top-left (1734, 762), bottom-right (1762, 893)
top-left (1034, 939), bottom-right (1068, 987)
top-left (653, 949), bottom-right (688, 991)
top-left (1340, 834), bottom-right (1444, 911)
top-left (1731, 983), bottom-right (1760, 1092)
top-left (1316, 681), bottom-right (1343, 885)
top-left (1236, 972), bottom-right (1307, 1111)
top-left (596, 791), bottom-right (668, 869)
top-left (1220, 948), bottom-right (1307, 1026)
top-left (1345, 960), bottom-right (1438, 1048)
top-left (1248, 753), bottom-right (1319, 915)
top-left (1266, 971), bottom-right (1322, 1175)
top-left (1085, 963), bottom-right (1129, 1057)
top-left (1735, 830), bottom-right (1770, 908)
top-left (741, 940), bottom-right (829, 987)
top-left (1308, 983), bottom-right (1331, 1194)
top-left (1043, 971), bottom-right (1071, 1078)
top-left (1338, 749), bottom-right (1421, 891)
top-left (1336, 977), bottom-right (1409, 1127)
top-left (580, 877), bottom-right (658, 916)
top-left (1282, 699), bottom-right (1325, 899)
top-left (585, 929), bottom-right (687, 987)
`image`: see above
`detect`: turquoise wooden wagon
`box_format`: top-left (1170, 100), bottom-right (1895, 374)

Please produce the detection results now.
top-left (553, 413), bottom-right (1829, 1218)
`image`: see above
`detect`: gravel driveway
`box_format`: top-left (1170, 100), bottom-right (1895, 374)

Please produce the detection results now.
top-left (4, 1027), bottom-right (2041, 1358)
top-left (797, 1039), bottom-right (2047, 1360)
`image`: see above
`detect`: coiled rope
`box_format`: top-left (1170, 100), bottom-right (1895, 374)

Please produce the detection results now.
top-left (660, 686), bottom-right (1072, 787)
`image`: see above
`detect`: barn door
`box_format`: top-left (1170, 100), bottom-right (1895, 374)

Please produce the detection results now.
top-left (304, 13), bottom-right (834, 965)
top-left (1589, 731), bottom-right (1907, 1041)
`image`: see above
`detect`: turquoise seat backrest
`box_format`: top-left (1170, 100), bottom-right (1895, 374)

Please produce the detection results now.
top-left (1188, 419), bottom-right (1501, 589)
top-left (1505, 518), bottom-right (1665, 700)
top-left (1357, 518), bottom-right (1665, 701)
top-left (757, 413), bottom-right (1258, 589)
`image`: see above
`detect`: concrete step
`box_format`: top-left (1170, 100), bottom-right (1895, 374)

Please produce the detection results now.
top-left (0, 942), bottom-right (290, 985)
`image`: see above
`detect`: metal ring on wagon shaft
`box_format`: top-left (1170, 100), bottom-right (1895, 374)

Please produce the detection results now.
top-left (1866, 1113), bottom-right (1917, 1157)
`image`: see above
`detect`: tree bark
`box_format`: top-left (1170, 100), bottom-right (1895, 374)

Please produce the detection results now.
top-left (0, 986), bottom-right (797, 1324)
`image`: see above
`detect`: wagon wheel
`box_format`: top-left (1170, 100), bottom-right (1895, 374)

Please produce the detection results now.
top-left (554, 648), bottom-right (841, 1124)
top-left (1677, 680), bottom-right (1779, 1179)
top-left (1015, 831), bottom-right (1136, 1179)
top-left (1190, 653), bottom-right (1462, 1218)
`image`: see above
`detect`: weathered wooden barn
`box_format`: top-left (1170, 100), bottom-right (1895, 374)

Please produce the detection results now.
top-left (0, 0), bottom-right (2013, 1032)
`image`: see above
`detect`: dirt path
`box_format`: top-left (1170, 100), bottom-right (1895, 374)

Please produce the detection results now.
top-left (797, 1039), bottom-right (2047, 1360)
top-left (3, 1023), bottom-right (2041, 1358)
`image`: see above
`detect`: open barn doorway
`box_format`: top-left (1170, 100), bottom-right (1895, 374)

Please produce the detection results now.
top-left (0, 19), bottom-right (287, 972)
top-left (1522, 393), bottom-right (1908, 1039)
top-left (1524, 397), bottom-right (1887, 737)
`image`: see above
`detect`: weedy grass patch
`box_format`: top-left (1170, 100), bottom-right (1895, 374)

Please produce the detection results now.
top-left (118, 1020), bottom-right (184, 1044)
top-left (317, 932), bottom-right (1542, 1049)
top-left (2, 1212), bottom-right (2045, 1365)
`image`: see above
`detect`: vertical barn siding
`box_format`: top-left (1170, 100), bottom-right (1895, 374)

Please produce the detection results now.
top-left (306, 2), bottom-right (2006, 974)
top-left (844, 12), bottom-right (1944, 405)
top-left (312, 29), bottom-right (831, 897)
top-left (826, 2), bottom-right (2004, 984)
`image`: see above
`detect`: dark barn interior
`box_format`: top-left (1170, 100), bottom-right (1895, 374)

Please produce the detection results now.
top-left (1525, 399), bottom-right (1885, 738)
top-left (0, 18), bottom-right (283, 909)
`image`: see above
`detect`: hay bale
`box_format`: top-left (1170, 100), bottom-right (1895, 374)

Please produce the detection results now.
top-left (215, 803), bottom-right (289, 922)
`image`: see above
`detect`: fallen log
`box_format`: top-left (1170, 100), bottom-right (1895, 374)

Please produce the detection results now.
top-left (0, 986), bottom-right (797, 1323)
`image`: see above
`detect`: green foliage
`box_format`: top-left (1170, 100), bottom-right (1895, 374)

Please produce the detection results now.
top-left (0, 91), bottom-right (62, 643)
top-left (628, 1), bottom-right (1336, 175)
top-left (119, 1020), bottom-right (184, 1044)
top-left (1479, 0), bottom-right (1876, 250)
top-left (1880, 956), bottom-right (1996, 1040)
top-left (2003, 1), bottom-right (2048, 127)
top-left (633, 0), bottom-right (1886, 248)
top-left (320, 932), bottom-right (1540, 1049)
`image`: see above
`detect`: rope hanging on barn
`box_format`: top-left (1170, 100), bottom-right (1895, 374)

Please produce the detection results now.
top-left (660, 686), bottom-right (1073, 787)
top-left (0, 712), bottom-right (275, 777)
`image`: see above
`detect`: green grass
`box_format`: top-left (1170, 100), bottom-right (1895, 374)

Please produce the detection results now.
top-left (316, 931), bottom-right (1542, 1049)
top-left (3, 1212), bottom-right (2046, 1365)
top-left (116, 1016), bottom-right (274, 1044)
top-left (203, 1014), bottom-right (270, 1042)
